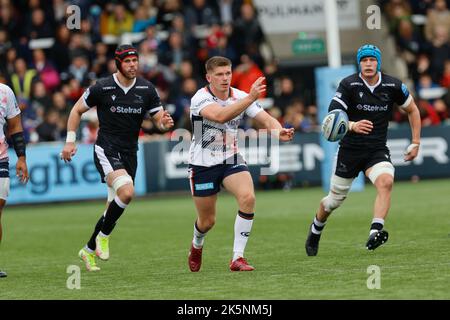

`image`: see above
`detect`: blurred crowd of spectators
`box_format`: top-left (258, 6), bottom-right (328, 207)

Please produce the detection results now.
top-left (4, 0), bottom-right (449, 146)
top-left (381, 0), bottom-right (450, 125)
top-left (0, 0), bottom-right (319, 145)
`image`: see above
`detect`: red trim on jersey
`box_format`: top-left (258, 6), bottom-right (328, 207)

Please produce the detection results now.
top-left (189, 168), bottom-right (195, 196)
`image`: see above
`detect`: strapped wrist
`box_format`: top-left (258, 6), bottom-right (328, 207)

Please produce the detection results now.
top-left (349, 121), bottom-right (355, 132)
top-left (66, 131), bottom-right (76, 143)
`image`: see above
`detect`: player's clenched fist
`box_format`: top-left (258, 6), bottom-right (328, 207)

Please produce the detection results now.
top-left (61, 143), bottom-right (77, 162)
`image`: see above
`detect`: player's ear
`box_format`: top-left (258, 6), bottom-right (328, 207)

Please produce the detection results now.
top-left (206, 73), bottom-right (211, 83)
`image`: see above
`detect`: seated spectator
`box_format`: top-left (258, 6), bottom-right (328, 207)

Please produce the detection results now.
top-left (9, 58), bottom-right (39, 101)
top-left (433, 98), bottom-right (449, 121)
top-left (429, 25), bottom-right (450, 81)
top-left (105, 4), bottom-right (134, 36)
top-left (274, 76), bottom-right (296, 115)
top-left (133, 5), bottom-right (156, 32)
top-left (32, 49), bottom-right (60, 92)
top-left (396, 19), bottom-right (424, 67)
top-left (231, 54), bottom-right (265, 97)
top-left (424, 0), bottom-right (450, 43)
top-left (440, 59), bottom-right (450, 87)
top-left (417, 99), bottom-right (442, 126)
top-left (36, 109), bottom-right (62, 142)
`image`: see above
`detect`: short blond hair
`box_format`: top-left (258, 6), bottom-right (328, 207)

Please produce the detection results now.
top-left (205, 56), bottom-right (232, 72)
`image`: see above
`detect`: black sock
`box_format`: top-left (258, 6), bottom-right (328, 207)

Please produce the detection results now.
top-left (100, 198), bottom-right (127, 236)
top-left (370, 222), bottom-right (383, 231)
top-left (87, 215), bottom-right (105, 251)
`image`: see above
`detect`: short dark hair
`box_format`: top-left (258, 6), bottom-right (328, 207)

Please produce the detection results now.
top-left (205, 56), bottom-right (232, 72)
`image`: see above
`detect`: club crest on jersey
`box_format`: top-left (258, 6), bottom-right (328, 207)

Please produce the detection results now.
top-left (134, 94), bottom-right (143, 103)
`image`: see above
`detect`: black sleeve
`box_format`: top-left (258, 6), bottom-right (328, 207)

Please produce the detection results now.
top-left (83, 82), bottom-right (102, 108)
top-left (394, 80), bottom-right (410, 107)
top-left (328, 80), bottom-right (351, 112)
top-left (147, 86), bottom-right (163, 117)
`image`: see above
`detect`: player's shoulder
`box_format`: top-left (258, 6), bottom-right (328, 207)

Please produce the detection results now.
top-left (0, 82), bottom-right (14, 95)
top-left (134, 76), bottom-right (156, 90)
top-left (380, 73), bottom-right (403, 87)
top-left (191, 86), bottom-right (212, 101)
top-left (230, 87), bottom-right (248, 99)
top-left (341, 73), bottom-right (363, 88)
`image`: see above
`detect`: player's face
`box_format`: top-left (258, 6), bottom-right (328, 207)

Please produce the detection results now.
top-left (360, 57), bottom-right (378, 78)
top-left (206, 66), bottom-right (232, 92)
top-left (121, 56), bottom-right (139, 79)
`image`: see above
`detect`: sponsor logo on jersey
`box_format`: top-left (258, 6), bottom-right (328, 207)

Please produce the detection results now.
top-left (102, 86), bottom-right (116, 90)
top-left (359, 92), bottom-right (363, 98)
top-left (356, 104), bottom-right (388, 112)
top-left (110, 106), bottom-right (143, 114)
top-left (135, 86), bottom-right (149, 89)
top-left (350, 82), bottom-right (363, 86)
top-left (227, 119), bottom-right (240, 126)
top-left (111, 94), bottom-right (116, 101)
top-left (194, 98), bottom-right (213, 109)
top-left (381, 83), bottom-right (395, 87)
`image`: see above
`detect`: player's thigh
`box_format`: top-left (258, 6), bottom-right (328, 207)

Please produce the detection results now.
top-left (193, 195), bottom-right (217, 220)
top-left (222, 171), bottom-right (255, 200)
top-left (364, 148), bottom-right (394, 186)
top-left (0, 177), bottom-right (9, 216)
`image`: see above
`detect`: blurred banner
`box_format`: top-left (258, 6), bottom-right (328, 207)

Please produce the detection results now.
top-left (254, 0), bottom-right (361, 33)
top-left (5, 126), bottom-right (450, 205)
top-left (7, 143), bottom-right (147, 205)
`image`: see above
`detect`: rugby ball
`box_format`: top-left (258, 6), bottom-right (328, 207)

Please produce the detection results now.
top-left (321, 109), bottom-right (349, 142)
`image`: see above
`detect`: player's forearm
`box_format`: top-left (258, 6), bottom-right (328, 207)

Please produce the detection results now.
top-left (407, 106), bottom-right (421, 144)
top-left (216, 96), bottom-right (255, 123)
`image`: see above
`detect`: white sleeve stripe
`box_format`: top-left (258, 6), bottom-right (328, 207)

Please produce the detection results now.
top-left (82, 98), bottom-right (91, 109)
top-left (332, 97), bottom-right (349, 110)
top-left (399, 95), bottom-right (412, 109)
top-left (149, 106), bottom-right (163, 113)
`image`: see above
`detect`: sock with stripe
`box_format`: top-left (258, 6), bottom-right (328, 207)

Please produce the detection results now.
top-left (370, 218), bottom-right (384, 235)
top-left (311, 216), bottom-right (326, 235)
top-left (232, 210), bottom-right (254, 261)
top-left (192, 221), bottom-right (207, 249)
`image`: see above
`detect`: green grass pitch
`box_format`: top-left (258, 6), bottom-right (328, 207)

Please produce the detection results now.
top-left (0, 179), bottom-right (449, 299)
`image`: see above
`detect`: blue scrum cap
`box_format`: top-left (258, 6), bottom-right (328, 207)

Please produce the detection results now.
top-left (356, 44), bottom-right (381, 72)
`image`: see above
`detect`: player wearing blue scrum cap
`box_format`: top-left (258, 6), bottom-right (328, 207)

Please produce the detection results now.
top-left (305, 44), bottom-right (422, 255)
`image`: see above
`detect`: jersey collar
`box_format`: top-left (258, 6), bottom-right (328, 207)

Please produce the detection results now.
top-left (206, 85), bottom-right (233, 101)
top-left (113, 73), bottom-right (137, 95)
top-left (359, 72), bottom-right (382, 93)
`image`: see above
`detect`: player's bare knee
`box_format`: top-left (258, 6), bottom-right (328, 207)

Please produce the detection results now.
top-left (199, 216), bottom-right (215, 230)
top-left (117, 185), bottom-right (134, 203)
top-left (375, 175), bottom-right (393, 192)
top-left (238, 192), bottom-right (255, 211)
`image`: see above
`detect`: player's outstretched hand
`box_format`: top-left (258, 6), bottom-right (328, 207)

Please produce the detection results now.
top-left (61, 143), bottom-right (77, 163)
top-left (352, 119), bottom-right (373, 134)
top-left (279, 128), bottom-right (295, 142)
top-left (249, 77), bottom-right (266, 101)
top-left (404, 143), bottom-right (419, 162)
top-left (16, 157), bottom-right (29, 184)
top-left (160, 110), bottom-right (174, 131)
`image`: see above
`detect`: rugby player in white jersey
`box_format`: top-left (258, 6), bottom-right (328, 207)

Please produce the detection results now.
top-left (0, 83), bottom-right (29, 278)
top-left (187, 56), bottom-right (294, 272)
